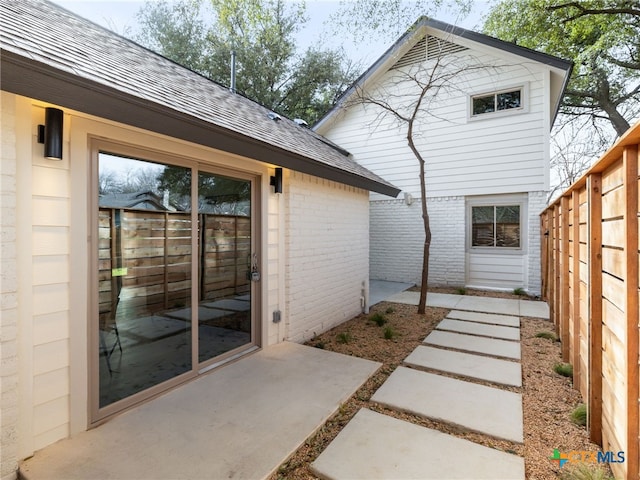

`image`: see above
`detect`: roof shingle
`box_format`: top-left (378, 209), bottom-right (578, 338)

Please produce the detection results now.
top-left (0, 0), bottom-right (399, 197)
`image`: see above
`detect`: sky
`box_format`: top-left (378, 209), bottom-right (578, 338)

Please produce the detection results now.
top-left (52, 0), bottom-right (492, 67)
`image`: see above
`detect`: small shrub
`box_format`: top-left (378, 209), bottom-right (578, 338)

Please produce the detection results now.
top-left (385, 306), bottom-right (395, 314)
top-left (314, 341), bottom-right (326, 350)
top-left (383, 326), bottom-right (397, 340)
top-left (456, 287), bottom-right (466, 295)
top-left (559, 463), bottom-right (614, 480)
top-left (513, 287), bottom-right (526, 296)
top-left (369, 312), bottom-right (387, 326)
top-left (554, 362), bottom-right (573, 378)
top-left (535, 331), bottom-right (558, 341)
top-left (571, 403), bottom-right (587, 426)
top-left (336, 332), bottom-right (352, 344)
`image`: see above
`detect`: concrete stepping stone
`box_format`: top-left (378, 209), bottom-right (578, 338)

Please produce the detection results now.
top-left (438, 318), bottom-right (520, 341)
top-left (404, 345), bottom-right (522, 387)
top-left (519, 300), bottom-right (550, 319)
top-left (455, 296), bottom-right (520, 315)
top-left (371, 367), bottom-right (523, 443)
top-left (424, 330), bottom-right (521, 360)
top-left (447, 309), bottom-right (520, 327)
top-left (311, 409), bottom-right (524, 479)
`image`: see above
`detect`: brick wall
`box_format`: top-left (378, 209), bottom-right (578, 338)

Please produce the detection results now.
top-left (370, 196), bottom-right (466, 287)
top-left (1, 92), bottom-right (19, 480)
top-left (526, 191), bottom-right (547, 296)
top-left (370, 193), bottom-right (545, 295)
top-left (285, 171), bottom-right (369, 343)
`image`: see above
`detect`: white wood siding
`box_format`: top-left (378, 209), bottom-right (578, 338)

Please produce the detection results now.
top-left (466, 253), bottom-right (526, 289)
top-left (321, 48), bottom-right (550, 201)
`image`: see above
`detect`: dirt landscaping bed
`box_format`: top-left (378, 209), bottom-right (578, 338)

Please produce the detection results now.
top-left (270, 289), bottom-right (613, 480)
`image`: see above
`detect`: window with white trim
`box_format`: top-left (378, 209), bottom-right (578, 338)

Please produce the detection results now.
top-left (471, 205), bottom-right (521, 248)
top-left (471, 88), bottom-right (523, 117)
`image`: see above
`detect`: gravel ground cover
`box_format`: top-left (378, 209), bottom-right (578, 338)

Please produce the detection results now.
top-left (270, 289), bottom-right (612, 480)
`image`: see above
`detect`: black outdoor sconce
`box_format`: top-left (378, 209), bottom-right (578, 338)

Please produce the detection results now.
top-left (37, 107), bottom-right (64, 160)
top-left (270, 167), bottom-right (283, 194)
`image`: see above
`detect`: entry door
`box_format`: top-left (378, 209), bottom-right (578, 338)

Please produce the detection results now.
top-left (93, 146), bottom-right (259, 420)
top-left (196, 170), bottom-right (255, 365)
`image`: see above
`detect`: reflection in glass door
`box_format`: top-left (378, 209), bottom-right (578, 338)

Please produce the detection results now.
top-left (97, 154), bottom-right (193, 408)
top-left (197, 172), bottom-right (252, 363)
top-left (96, 151), bottom-right (256, 414)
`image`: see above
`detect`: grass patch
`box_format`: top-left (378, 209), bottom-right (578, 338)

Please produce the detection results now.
top-left (553, 362), bottom-right (574, 378)
top-left (559, 463), bottom-right (614, 480)
top-left (513, 287), bottom-right (526, 296)
top-left (535, 331), bottom-right (558, 341)
top-left (571, 403), bottom-right (587, 426)
top-left (385, 306), bottom-right (395, 314)
top-left (455, 287), bottom-right (466, 295)
top-left (336, 332), bottom-right (352, 344)
top-left (383, 326), bottom-right (397, 340)
top-left (369, 312), bottom-right (387, 327)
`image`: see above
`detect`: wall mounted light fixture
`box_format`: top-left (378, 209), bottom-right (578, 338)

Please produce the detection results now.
top-left (404, 192), bottom-right (414, 206)
top-left (37, 107), bottom-right (63, 160)
top-left (270, 167), bottom-right (283, 194)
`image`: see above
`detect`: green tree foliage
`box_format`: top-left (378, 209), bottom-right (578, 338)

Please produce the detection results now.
top-left (484, 0), bottom-right (640, 137)
top-left (330, 0), bottom-right (473, 42)
top-left (136, 0), bottom-right (355, 124)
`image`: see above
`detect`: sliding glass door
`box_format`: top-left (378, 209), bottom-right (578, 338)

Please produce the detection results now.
top-left (94, 147), bottom-right (257, 418)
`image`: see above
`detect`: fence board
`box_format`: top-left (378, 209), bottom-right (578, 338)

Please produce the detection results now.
top-left (541, 124), bottom-right (640, 479)
top-left (623, 144), bottom-right (639, 477)
top-left (589, 173), bottom-right (604, 445)
top-left (601, 159), bottom-right (624, 194)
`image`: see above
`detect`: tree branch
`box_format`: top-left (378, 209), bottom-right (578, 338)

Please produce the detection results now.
top-left (548, 2), bottom-right (640, 22)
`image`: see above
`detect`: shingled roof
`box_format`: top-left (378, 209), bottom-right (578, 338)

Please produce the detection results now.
top-left (0, 0), bottom-right (399, 197)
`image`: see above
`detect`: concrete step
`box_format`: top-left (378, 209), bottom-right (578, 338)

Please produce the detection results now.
top-left (424, 330), bottom-right (521, 360)
top-left (311, 409), bottom-right (524, 479)
top-left (371, 367), bottom-right (523, 443)
top-left (437, 318), bottom-right (520, 341)
top-left (447, 310), bottom-right (520, 327)
top-left (404, 345), bottom-right (522, 387)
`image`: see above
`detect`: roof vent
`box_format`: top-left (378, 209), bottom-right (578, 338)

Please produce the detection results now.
top-left (268, 111), bottom-right (282, 121)
top-left (293, 118), bottom-right (308, 127)
top-left (426, 35), bottom-right (468, 60)
top-left (392, 35), bottom-right (468, 69)
top-left (392, 37), bottom-right (426, 69)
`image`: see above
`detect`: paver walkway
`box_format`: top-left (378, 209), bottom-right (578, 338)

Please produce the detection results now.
top-left (405, 345), bottom-right (522, 387)
top-left (311, 291), bottom-right (549, 480)
top-left (371, 367), bottom-right (523, 442)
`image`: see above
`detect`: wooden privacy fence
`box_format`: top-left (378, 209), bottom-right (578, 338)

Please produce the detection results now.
top-left (98, 208), bottom-right (250, 323)
top-left (541, 123), bottom-right (640, 480)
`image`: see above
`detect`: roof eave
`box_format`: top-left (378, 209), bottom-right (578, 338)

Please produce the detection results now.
top-left (1, 50), bottom-right (400, 198)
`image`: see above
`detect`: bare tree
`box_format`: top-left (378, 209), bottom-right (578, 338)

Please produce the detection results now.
top-left (547, 115), bottom-right (608, 201)
top-left (346, 52), bottom-right (500, 313)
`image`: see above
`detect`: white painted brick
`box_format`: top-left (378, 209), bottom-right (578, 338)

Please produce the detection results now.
top-left (285, 172), bottom-right (369, 342)
top-left (370, 192), bottom-right (545, 295)
top-left (370, 196), bottom-right (466, 287)
top-left (1, 91), bottom-right (19, 480)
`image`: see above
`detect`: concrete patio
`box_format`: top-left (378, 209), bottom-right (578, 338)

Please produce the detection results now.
top-left (20, 343), bottom-right (380, 480)
top-left (21, 285), bottom-right (547, 480)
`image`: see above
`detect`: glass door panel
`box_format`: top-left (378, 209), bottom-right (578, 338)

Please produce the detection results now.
top-left (98, 153), bottom-right (192, 408)
top-left (197, 172), bottom-right (252, 363)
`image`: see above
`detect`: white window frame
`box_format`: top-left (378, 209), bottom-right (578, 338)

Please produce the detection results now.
top-left (466, 194), bottom-right (527, 253)
top-left (467, 83), bottom-right (529, 121)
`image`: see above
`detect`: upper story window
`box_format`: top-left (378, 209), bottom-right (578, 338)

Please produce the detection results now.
top-left (470, 87), bottom-right (524, 117)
